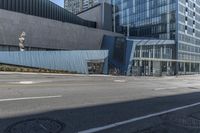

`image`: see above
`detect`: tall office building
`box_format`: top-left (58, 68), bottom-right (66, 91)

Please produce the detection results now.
top-left (112, 0), bottom-right (176, 39)
top-left (64, 0), bottom-right (101, 14)
top-left (64, 0), bottom-right (82, 14)
top-left (82, 0), bottom-right (99, 10)
top-left (111, 0), bottom-right (200, 73)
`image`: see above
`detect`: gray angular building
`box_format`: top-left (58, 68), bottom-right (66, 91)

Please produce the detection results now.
top-left (0, 0), bottom-right (123, 74)
top-left (111, 0), bottom-right (200, 75)
top-left (0, 0), bottom-right (96, 27)
top-left (0, 0), bottom-right (121, 51)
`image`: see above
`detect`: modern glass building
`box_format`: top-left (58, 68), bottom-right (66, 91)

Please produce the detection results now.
top-left (111, 0), bottom-right (200, 75)
top-left (65, 0), bottom-right (82, 14)
top-left (64, 0), bottom-right (100, 14)
top-left (177, 0), bottom-right (200, 72)
top-left (112, 0), bottom-right (176, 39)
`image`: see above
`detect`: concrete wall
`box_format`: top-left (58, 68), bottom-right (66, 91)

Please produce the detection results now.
top-left (0, 9), bottom-right (122, 50)
top-left (78, 4), bottom-right (103, 29)
top-left (78, 3), bottom-right (112, 31)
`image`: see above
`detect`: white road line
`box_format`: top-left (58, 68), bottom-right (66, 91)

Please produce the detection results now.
top-left (0, 95), bottom-right (62, 102)
top-left (19, 81), bottom-right (35, 84)
top-left (9, 80), bottom-right (52, 85)
top-left (154, 87), bottom-right (178, 91)
top-left (78, 102), bottom-right (200, 133)
top-left (114, 80), bottom-right (126, 83)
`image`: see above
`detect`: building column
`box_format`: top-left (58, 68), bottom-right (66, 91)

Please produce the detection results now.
top-left (126, 9), bottom-right (130, 37)
top-left (183, 62), bottom-right (186, 75)
top-left (149, 46), bottom-right (151, 59)
top-left (167, 61), bottom-right (173, 75)
top-left (139, 46), bottom-right (142, 67)
top-left (148, 61), bottom-right (151, 76)
top-left (189, 62), bottom-right (192, 74)
top-left (199, 63), bottom-right (200, 74)
top-left (160, 46), bottom-right (163, 59)
top-left (166, 0), bottom-right (170, 39)
top-left (148, 47), bottom-right (151, 76)
top-left (113, 0), bottom-right (116, 32)
top-left (164, 45), bottom-right (166, 58)
top-left (167, 61), bottom-right (170, 75)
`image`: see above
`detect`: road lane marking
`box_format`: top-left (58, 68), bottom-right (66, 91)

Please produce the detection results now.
top-left (9, 80), bottom-right (52, 85)
top-left (154, 87), bottom-right (178, 91)
top-left (78, 102), bottom-right (200, 133)
top-left (0, 95), bottom-right (62, 102)
top-left (114, 80), bottom-right (126, 83)
top-left (19, 81), bottom-right (37, 84)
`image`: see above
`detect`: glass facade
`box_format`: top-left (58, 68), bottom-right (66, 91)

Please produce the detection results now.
top-left (134, 45), bottom-right (174, 59)
top-left (64, 0), bottom-right (100, 14)
top-left (111, 0), bottom-right (200, 63)
top-left (112, 0), bottom-right (176, 39)
top-left (177, 0), bottom-right (200, 62)
top-left (132, 41), bottom-right (176, 76)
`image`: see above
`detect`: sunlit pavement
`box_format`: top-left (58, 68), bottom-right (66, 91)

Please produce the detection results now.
top-left (1, 72), bottom-right (200, 133)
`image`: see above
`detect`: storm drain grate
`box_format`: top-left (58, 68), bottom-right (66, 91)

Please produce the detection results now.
top-left (5, 118), bottom-right (65, 133)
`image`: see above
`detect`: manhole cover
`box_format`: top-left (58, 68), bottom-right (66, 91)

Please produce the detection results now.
top-left (5, 118), bottom-right (65, 133)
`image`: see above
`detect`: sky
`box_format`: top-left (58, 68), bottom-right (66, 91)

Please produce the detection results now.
top-left (50, 0), bottom-right (64, 7)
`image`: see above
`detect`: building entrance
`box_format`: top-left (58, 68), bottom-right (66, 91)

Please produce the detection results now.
top-left (87, 60), bottom-right (104, 74)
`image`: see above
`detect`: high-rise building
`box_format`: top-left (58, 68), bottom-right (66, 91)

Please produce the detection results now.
top-left (111, 0), bottom-right (200, 73)
top-left (112, 0), bottom-right (176, 39)
top-left (82, 0), bottom-right (99, 11)
top-left (64, 0), bottom-right (103, 14)
top-left (64, 0), bottom-right (82, 14)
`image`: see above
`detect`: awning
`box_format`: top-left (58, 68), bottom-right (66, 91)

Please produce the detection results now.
top-left (127, 39), bottom-right (175, 46)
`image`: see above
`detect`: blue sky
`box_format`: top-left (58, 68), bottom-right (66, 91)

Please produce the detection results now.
top-left (50, 0), bottom-right (64, 7)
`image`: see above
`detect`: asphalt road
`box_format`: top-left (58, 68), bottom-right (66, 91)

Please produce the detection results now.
top-left (1, 72), bottom-right (200, 133)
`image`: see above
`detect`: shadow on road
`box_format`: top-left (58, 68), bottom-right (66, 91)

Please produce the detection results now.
top-left (1, 92), bottom-right (200, 133)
